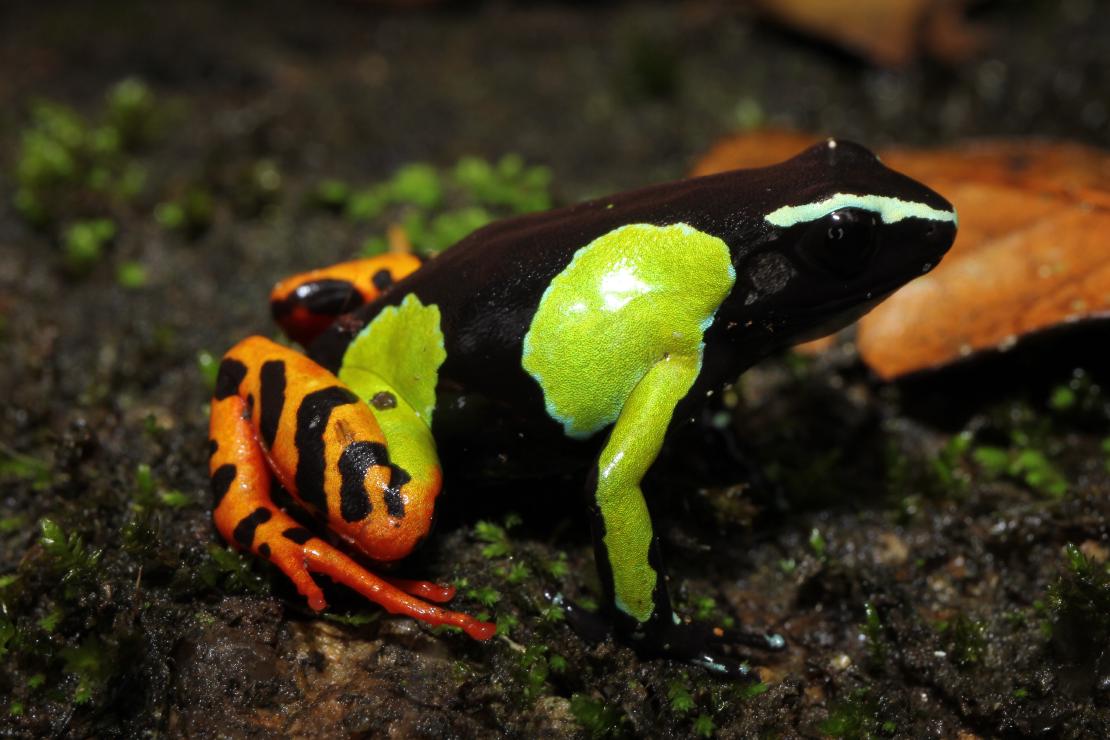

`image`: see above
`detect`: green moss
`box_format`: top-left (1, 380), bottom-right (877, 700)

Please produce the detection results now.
top-left (474, 520), bottom-right (513, 559)
top-left (156, 187), bottom-right (214, 237)
top-left (1048, 544), bottom-right (1110, 651)
top-left (667, 679), bottom-right (696, 713)
top-left (692, 714), bottom-right (715, 738)
top-left (569, 692), bottom-right (626, 738)
top-left (62, 218), bottom-right (116, 272)
top-left (0, 446), bottom-right (52, 490)
top-left (39, 518), bottom-right (103, 600)
top-left (971, 445), bottom-right (1067, 498)
top-left (196, 350), bottom-right (219, 393)
top-left (862, 601), bottom-right (886, 663)
top-left (819, 689), bottom-right (893, 738)
top-left (464, 584), bottom-right (501, 607)
top-left (14, 80), bottom-right (163, 229)
top-left (199, 544), bottom-right (267, 597)
top-left (929, 430), bottom-right (973, 493)
top-left (324, 154), bottom-right (551, 256)
top-left (947, 614), bottom-right (988, 668)
top-left (115, 260), bottom-right (147, 289)
top-left (61, 635), bottom-right (113, 705)
top-left (545, 552), bottom-right (569, 579)
top-left (808, 528), bottom-right (828, 560)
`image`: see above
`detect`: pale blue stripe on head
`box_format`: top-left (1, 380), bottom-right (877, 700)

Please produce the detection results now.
top-left (764, 193), bottom-right (958, 228)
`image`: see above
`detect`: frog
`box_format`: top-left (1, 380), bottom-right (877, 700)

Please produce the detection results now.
top-left (208, 139), bottom-right (957, 677)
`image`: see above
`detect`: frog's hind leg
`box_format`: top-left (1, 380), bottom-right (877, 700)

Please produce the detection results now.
top-left (208, 343), bottom-right (494, 640)
top-left (270, 253), bottom-right (423, 346)
top-left (209, 392), bottom-right (328, 611)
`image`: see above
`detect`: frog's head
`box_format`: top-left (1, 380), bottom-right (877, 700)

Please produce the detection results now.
top-left (715, 139), bottom-right (956, 351)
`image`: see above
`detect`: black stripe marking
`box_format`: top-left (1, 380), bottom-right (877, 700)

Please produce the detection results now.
top-left (282, 527), bottom-right (313, 545)
top-left (258, 543), bottom-right (271, 559)
top-left (293, 386), bottom-right (360, 516)
top-left (338, 441), bottom-right (387, 522)
top-left (385, 464), bottom-right (410, 518)
top-left (207, 439), bottom-right (218, 459)
top-left (259, 360), bottom-right (287, 449)
top-left (372, 269), bottom-right (394, 291)
top-left (211, 464), bottom-right (236, 508)
top-left (233, 507), bottom-right (272, 549)
top-left (214, 359), bottom-right (247, 400)
top-left (244, 393), bottom-right (255, 420)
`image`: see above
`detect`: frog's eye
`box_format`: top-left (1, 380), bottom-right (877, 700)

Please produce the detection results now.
top-left (797, 208), bottom-right (878, 278)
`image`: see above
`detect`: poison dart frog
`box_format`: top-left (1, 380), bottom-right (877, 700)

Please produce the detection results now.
top-left (208, 140), bottom-right (956, 677)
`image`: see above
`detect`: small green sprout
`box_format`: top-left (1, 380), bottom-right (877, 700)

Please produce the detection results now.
top-left (496, 614), bottom-right (519, 635)
top-left (862, 601), bottom-right (886, 662)
top-left (519, 644), bottom-right (551, 702)
top-left (1048, 384), bottom-right (1077, 411)
top-left (693, 596), bottom-right (716, 621)
top-left (63, 218), bottom-right (116, 271)
top-left (808, 528), bottom-right (827, 560)
top-left (693, 714), bottom-right (715, 738)
top-left (0, 446), bottom-right (51, 490)
top-left (540, 604), bottom-right (566, 623)
top-left (972, 445), bottom-right (1068, 498)
top-left (39, 518), bottom-right (103, 596)
top-left (201, 544), bottom-right (266, 596)
top-left (465, 585), bottom-right (501, 607)
top-left (667, 679), bottom-right (696, 713)
top-left (546, 552), bottom-right (570, 579)
top-left (115, 260), bottom-right (147, 288)
top-left (740, 681), bottom-right (769, 699)
top-left (197, 350), bottom-right (219, 392)
top-left (156, 188), bottom-right (214, 237)
top-left (474, 520), bottom-right (512, 559)
top-left (948, 614), bottom-right (988, 667)
top-left (37, 608), bottom-right (63, 633)
top-left (569, 693), bottom-right (625, 738)
top-left (504, 562), bottom-right (530, 584)
top-left (313, 179), bottom-right (351, 209)
top-left (388, 163), bottom-right (442, 208)
top-left (61, 635), bottom-right (112, 704)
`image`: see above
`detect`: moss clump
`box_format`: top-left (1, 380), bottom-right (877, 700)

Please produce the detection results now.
top-left (314, 154), bottom-right (551, 257)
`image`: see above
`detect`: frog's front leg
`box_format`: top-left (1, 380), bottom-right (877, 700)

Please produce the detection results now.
top-left (208, 336), bottom-right (494, 639)
top-left (588, 356), bottom-right (783, 678)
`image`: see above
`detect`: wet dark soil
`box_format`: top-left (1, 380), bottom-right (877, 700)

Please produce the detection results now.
top-left (1, 1), bottom-right (1108, 737)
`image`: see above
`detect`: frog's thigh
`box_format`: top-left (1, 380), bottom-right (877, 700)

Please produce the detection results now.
top-left (595, 353), bottom-right (700, 624)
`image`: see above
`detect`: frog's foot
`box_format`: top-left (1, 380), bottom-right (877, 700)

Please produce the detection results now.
top-left (624, 616), bottom-right (784, 681)
top-left (302, 540), bottom-right (496, 639)
top-left (383, 577), bottom-right (457, 604)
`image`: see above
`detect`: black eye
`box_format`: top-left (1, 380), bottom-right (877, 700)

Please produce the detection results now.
top-left (798, 208), bottom-right (878, 278)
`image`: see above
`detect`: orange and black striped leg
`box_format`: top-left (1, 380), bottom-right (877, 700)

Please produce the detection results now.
top-left (208, 365), bottom-right (494, 639)
top-left (209, 393), bottom-right (327, 610)
top-left (269, 254), bottom-right (423, 346)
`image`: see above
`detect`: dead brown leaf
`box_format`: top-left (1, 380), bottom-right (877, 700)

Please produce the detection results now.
top-left (692, 133), bottom-right (1110, 379)
top-left (748, 0), bottom-right (983, 67)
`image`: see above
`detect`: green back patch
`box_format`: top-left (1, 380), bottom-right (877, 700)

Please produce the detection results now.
top-left (521, 223), bottom-right (736, 438)
top-left (339, 293), bottom-right (445, 424)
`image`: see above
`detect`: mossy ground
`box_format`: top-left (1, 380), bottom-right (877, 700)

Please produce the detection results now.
top-left (1, 1), bottom-right (1108, 736)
